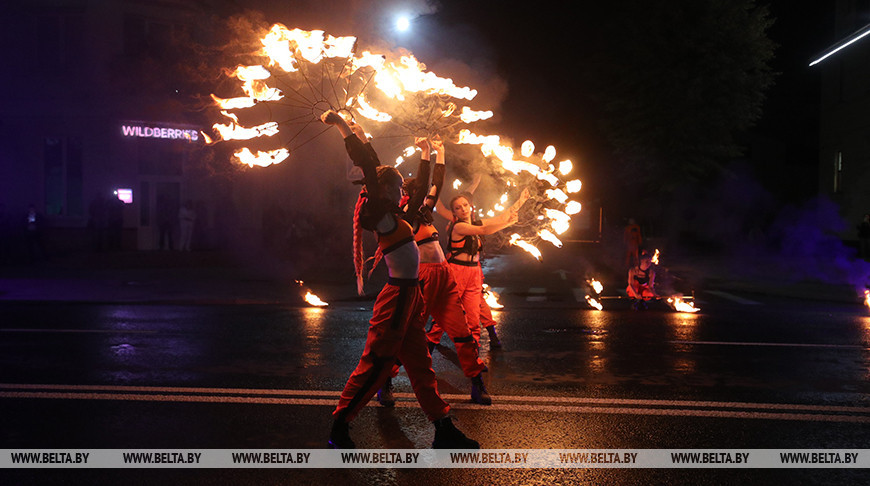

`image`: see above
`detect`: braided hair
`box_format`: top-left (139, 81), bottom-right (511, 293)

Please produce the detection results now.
top-left (352, 165), bottom-right (402, 295)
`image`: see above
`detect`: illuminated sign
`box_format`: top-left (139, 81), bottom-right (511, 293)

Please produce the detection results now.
top-left (121, 124), bottom-right (199, 142)
top-left (114, 188), bottom-right (133, 204)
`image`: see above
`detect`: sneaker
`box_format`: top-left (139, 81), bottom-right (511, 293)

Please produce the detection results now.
top-left (328, 419), bottom-right (355, 449)
top-left (470, 373), bottom-right (492, 405)
top-left (432, 416), bottom-right (479, 449)
top-left (486, 326), bottom-right (502, 349)
top-left (377, 377), bottom-right (395, 407)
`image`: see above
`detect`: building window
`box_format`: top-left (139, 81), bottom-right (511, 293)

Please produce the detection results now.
top-left (35, 13), bottom-right (84, 73)
top-left (43, 137), bottom-right (84, 216)
top-left (834, 151), bottom-right (844, 194)
top-left (123, 14), bottom-right (173, 58)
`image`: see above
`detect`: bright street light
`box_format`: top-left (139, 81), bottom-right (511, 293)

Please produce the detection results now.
top-left (396, 16), bottom-right (411, 32)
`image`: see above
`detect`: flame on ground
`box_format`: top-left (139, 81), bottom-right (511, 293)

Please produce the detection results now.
top-left (864, 289), bottom-right (870, 309)
top-left (482, 284), bottom-right (504, 309)
top-left (304, 291), bottom-right (329, 307)
top-left (651, 249), bottom-right (660, 265)
top-left (585, 295), bottom-right (603, 310)
top-left (667, 296), bottom-right (699, 313)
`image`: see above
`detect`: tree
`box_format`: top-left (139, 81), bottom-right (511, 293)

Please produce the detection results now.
top-left (583, 0), bottom-right (777, 197)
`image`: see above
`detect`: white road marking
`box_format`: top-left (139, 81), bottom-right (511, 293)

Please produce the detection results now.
top-left (704, 290), bottom-right (761, 305)
top-left (2, 384), bottom-right (869, 423)
top-left (527, 288), bottom-right (547, 302)
top-left (0, 329), bottom-right (157, 334)
top-left (671, 340), bottom-right (867, 350)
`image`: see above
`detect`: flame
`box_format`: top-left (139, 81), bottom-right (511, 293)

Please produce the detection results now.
top-left (558, 160), bottom-right (573, 175)
top-left (651, 249), bottom-right (660, 265)
top-left (588, 279), bottom-right (604, 295)
top-left (537, 172), bottom-right (560, 187)
top-left (234, 147), bottom-right (290, 167)
top-left (510, 233), bottom-right (542, 261)
top-left (457, 129), bottom-right (501, 147)
top-left (668, 296), bottom-right (699, 313)
top-left (459, 106), bottom-right (493, 123)
top-left (565, 201), bottom-right (582, 215)
top-left (453, 179), bottom-right (462, 190)
top-left (482, 284), bottom-right (504, 309)
top-left (543, 145), bottom-right (556, 163)
top-left (565, 179), bottom-right (582, 193)
top-left (538, 229), bottom-right (563, 248)
top-left (212, 121), bottom-right (279, 141)
top-left (864, 289), bottom-right (869, 309)
top-left (544, 189), bottom-right (569, 204)
top-left (585, 295), bottom-right (603, 310)
top-left (369, 54), bottom-right (478, 101)
top-left (521, 140), bottom-right (535, 157)
top-left (355, 95), bottom-right (393, 122)
top-left (210, 94), bottom-right (258, 110)
top-left (304, 291), bottom-right (329, 307)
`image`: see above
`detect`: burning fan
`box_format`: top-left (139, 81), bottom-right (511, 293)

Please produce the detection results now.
top-left (206, 24), bottom-right (586, 260)
top-left (206, 25), bottom-right (491, 168)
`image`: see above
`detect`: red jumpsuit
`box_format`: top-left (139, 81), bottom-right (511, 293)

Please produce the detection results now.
top-left (428, 223), bottom-right (484, 343)
top-left (417, 226), bottom-right (486, 378)
top-left (626, 266), bottom-right (656, 300)
top-left (332, 134), bottom-right (449, 423)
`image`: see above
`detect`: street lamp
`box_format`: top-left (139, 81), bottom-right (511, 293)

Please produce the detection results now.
top-left (395, 15), bottom-right (411, 32)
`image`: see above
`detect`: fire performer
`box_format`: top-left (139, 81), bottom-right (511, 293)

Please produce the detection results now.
top-left (429, 188), bottom-right (529, 352)
top-left (627, 250), bottom-right (659, 310)
top-left (432, 177), bottom-right (503, 349)
top-left (624, 218), bottom-right (642, 268)
top-left (320, 110), bottom-right (478, 449)
top-left (378, 137), bottom-right (492, 406)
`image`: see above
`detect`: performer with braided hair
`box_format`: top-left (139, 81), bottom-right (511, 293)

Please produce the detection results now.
top-left (377, 136), bottom-right (492, 406)
top-left (321, 110), bottom-right (478, 450)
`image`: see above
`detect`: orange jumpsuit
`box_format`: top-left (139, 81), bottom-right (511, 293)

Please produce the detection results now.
top-left (417, 223), bottom-right (486, 378)
top-left (428, 222), bottom-right (484, 343)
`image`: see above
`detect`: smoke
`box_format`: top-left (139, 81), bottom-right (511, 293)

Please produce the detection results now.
top-left (647, 164), bottom-right (870, 297)
top-left (765, 197), bottom-right (870, 293)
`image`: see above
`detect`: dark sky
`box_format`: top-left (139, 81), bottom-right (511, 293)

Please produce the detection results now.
top-left (370, 1), bottom-right (833, 205)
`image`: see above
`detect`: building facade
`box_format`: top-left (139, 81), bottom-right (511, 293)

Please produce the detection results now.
top-left (816, 1), bottom-right (870, 236)
top-left (0, 0), bottom-right (353, 259)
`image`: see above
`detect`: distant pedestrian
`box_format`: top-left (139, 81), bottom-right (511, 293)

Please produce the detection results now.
top-left (858, 214), bottom-right (870, 260)
top-left (178, 199), bottom-right (196, 251)
top-left (25, 204), bottom-right (47, 263)
top-left (0, 202), bottom-right (11, 264)
top-left (157, 195), bottom-right (174, 251)
top-left (88, 194), bottom-right (108, 252)
top-left (624, 218), bottom-right (642, 268)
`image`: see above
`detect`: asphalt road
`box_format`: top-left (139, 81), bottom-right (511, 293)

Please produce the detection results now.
top-left (2, 288), bottom-right (870, 484)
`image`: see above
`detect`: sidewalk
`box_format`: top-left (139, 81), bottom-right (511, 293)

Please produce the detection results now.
top-left (0, 250), bottom-right (358, 306)
top-left (0, 248), bottom-right (864, 306)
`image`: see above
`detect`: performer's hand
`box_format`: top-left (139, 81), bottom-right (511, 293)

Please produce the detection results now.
top-left (430, 136), bottom-right (444, 154)
top-left (321, 110), bottom-right (343, 125)
top-left (415, 137), bottom-right (431, 153)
